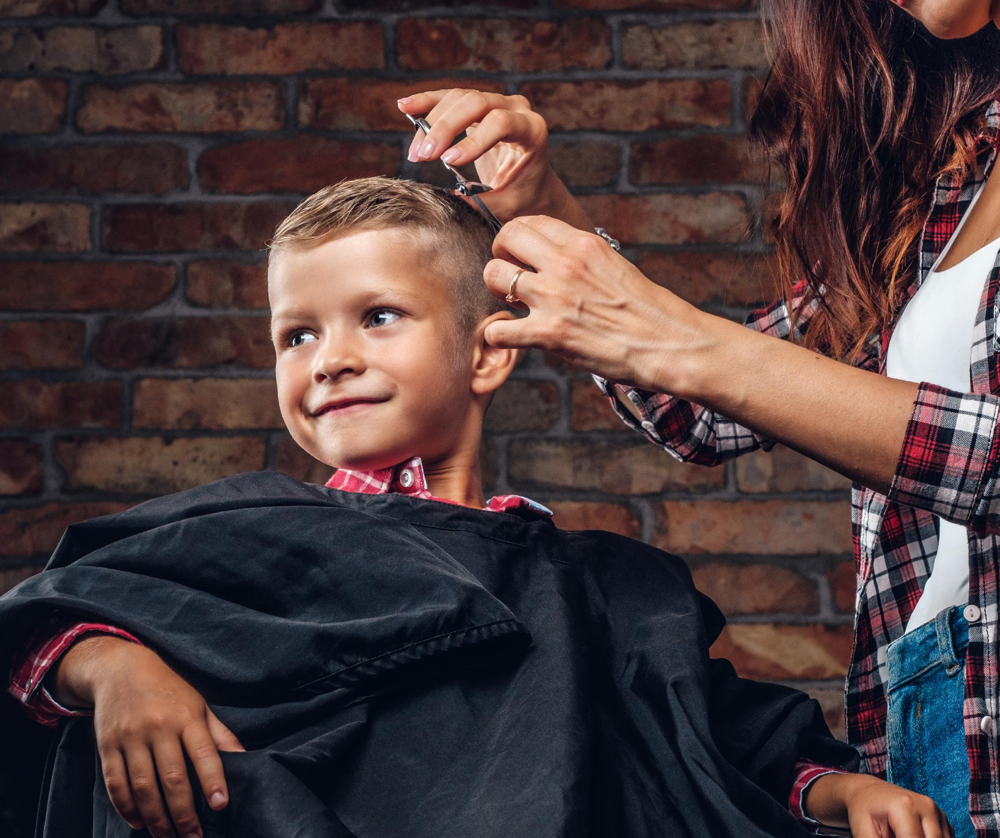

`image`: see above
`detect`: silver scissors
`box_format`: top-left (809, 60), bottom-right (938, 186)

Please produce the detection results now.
top-left (405, 113), bottom-right (503, 234)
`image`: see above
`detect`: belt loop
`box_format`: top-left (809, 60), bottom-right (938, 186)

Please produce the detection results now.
top-left (935, 606), bottom-right (961, 675)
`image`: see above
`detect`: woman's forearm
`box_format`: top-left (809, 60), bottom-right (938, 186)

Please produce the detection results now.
top-left (671, 311), bottom-right (919, 495)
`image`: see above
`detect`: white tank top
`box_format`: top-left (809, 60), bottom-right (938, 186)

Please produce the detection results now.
top-left (886, 179), bottom-right (1000, 633)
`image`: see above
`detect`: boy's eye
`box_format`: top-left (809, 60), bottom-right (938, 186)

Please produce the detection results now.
top-left (367, 310), bottom-right (401, 329)
top-left (288, 331), bottom-right (316, 348)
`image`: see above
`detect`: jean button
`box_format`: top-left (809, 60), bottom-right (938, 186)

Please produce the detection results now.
top-left (981, 715), bottom-right (996, 737)
top-left (964, 604), bottom-right (983, 622)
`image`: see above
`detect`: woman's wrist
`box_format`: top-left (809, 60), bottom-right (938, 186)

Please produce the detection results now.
top-left (531, 168), bottom-right (593, 232)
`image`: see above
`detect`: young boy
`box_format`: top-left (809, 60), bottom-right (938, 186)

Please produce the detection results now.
top-left (0, 178), bottom-right (948, 838)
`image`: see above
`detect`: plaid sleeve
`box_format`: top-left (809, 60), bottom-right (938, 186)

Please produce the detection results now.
top-left (889, 382), bottom-right (1000, 535)
top-left (7, 616), bottom-right (142, 728)
top-left (592, 281), bottom-right (828, 467)
top-left (788, 760), bottom-right (851, 825)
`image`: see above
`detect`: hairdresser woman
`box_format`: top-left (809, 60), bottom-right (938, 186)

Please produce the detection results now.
top-left (400, 1), bottom-right (1000, 835)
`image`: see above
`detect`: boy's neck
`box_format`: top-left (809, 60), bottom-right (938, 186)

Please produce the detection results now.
top-left (421, 447), bottom-right (487, 508)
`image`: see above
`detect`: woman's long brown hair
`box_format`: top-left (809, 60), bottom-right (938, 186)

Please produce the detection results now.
top-left (749, 1), bottom-right (1000, 363)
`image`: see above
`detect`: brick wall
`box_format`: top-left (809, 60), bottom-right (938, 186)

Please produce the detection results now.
top-left (0, 0), bottom-right (853, 734)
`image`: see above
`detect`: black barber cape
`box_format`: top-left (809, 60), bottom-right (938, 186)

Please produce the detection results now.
top-left (0, 472), bottom-right (858, 838)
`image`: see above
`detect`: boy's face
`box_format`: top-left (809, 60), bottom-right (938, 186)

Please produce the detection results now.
top-left (269, 228), bottom-right (476, 472)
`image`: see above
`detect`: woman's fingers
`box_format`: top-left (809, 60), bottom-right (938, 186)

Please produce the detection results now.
top-left (406, 90), bottom-right (532, 163)
top-left (441, 108), bottom-right (544, 168)
top-left (502, 214), bottom-right (583, 249)
top-left (483, 259), bottom-right (537, 306)
top-left (490, 218), bottom-right (566, 272)
top-left (484, 316), bottom-right (542, 351)
top-left (152, 737), bottom-right (202, 838)
top-left (181, 716), bottom-right (232, 813)
top-left (100, 747), bottom-right (144, 830)
top-left (124, 746), bottom-right (178, 838)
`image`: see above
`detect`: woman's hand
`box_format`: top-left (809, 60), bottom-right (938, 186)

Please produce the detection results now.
top-left (804, 773), bottom-right (954, 838)
top-left (482, 214), bottom-right (707, 391)
top-left (52, 635), bottom-right (244, 838)
top-left (396, 88), bottom-right (593, 230)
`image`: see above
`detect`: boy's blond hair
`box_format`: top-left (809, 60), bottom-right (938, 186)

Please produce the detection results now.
top-left (268, 176), bottom-right (507, 336)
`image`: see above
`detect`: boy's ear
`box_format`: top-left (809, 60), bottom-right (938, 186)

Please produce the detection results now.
top-left (470, 311), bottom-right (520, 397)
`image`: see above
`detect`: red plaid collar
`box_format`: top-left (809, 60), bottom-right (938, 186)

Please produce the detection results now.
top-left (325, 456), bottom-right (553, 520)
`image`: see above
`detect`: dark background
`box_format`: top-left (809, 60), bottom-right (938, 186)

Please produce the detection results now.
top-left (0, 0), bottom-right (852, 733)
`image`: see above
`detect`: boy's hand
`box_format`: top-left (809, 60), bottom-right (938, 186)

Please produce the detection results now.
top-left (804, 772), bottom-right (955, 838)
top-left (52, 635), bottom-right (245, 838)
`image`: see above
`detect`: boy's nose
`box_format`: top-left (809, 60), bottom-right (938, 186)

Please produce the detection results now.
top-left (312, 336), bottom-right (367, 382)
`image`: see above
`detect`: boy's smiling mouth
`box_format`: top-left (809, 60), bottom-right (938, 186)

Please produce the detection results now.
top-left (311, 396), bottom-right (389, 418)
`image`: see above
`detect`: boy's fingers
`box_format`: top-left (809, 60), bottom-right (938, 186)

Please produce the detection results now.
top-left (123, 747), bottom-right (177, 838)
top-left (100, 747), bottom-right (145, 830)
top-left (887, 809), bottom-right (927, 838)
top-left (182, 720), bottom-right (231, 812)
top-left (151, 738), bottom-right (202, 838)
top-left (206, 708), bottom-right (245, 753)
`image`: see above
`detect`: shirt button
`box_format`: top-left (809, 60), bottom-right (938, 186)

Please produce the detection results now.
top-left (982, 716), bottom-right (996, 737)
top-left (964, 604), bottom-right (983, 623)
top-left (641, 420), bottom-right (655, 432)
top-left (398, 469), bottom-right (414, 489)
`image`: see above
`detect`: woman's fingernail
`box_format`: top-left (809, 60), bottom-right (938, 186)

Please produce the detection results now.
top-left (397, 97), bottom-right (412, 109)
top-left (440, 147), bottom-right (461, 164)
top-left (418, 139), bottom-right (435, 160)
top-left (209, 792), bottom-right (227, 808)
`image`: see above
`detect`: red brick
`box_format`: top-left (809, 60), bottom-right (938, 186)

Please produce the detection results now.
top-left (577, 193), bottom-right (749, 245)
top-left (519, 80), bottom-right (731, 132)
top-left (570, 379), bottom-right (630, 432)
top-left (485, 380), bottom-right (560, 433)
top-left (690, 562), bottom-right (818, 615)
top-left (133, 378), bottom-right (282, 429)
top-left (0, 567), bottom-right (41, 596)
top-left (547, 500), bottom-right (641, 538)
top-left (550, 141), bottom-right (620, 188)
top-left (829, 560), bottom-right (857, 614)
top-left (0, 203), bottom-right (90, 252)
top-left (654, 499), bottom-right (852, 555)
top-left (186, 260), bottom-right (268, 309)
top-left (556, 0), bottom-right (751, 7)
top-left (299, 77), bottom-right (504, 131)
top-left (397, 17), bottom-right (610, 73)
top-left (0, 262), bottom-right (175, 311)
top-left (736, 446), bottom-right (853, 494)
top-left (622, 20), bottom-right (767, 70)
top-left (711, 623), bottom-right (853, 681)
top-left (0, 0), bottom-right (105, 14)
top-left (103, 202), bottom-right (296, 253)
top-left (121, 0), bottom-right (318, 13)
top-left (0, 381), bottom-right (121, 427)
top-left (0, 320), bottom-right (85, 370)
top-left (94, 316), bottom-right (273, 370)
top-left (633, 251), bottom-right (777, 308)
top-left (0, 502), bottom-right (129, 558)
top-left (0, 26), bottom-right (163, 74)
top-left (55, 436), bottom-right (266, 494)
top-left (274, 435), bottom-right (332, 484)
top-left (199, 138), bottom-right (402, 194)
top-left (0, 79), bottom-right (65, 133)
top-left (178, 22), bottom-right (383, 75)
top-left (0, 144), bottom-right (188, 195)
top-left (78, 82), bottom-right (284, 134)
top-left (0, 439), bottom-right (43, 495)
top-left (508, 438), bottom-right (722, 494)
top-left (630, 135), bottom-right (767, 186)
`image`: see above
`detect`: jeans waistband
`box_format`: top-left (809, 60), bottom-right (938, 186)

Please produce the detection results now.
top-left (887, 605), bottom-right (969, 691)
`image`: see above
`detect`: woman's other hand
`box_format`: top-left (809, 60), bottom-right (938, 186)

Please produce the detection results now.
top-left (805, 773), bottom-right (955, 838)
top-left (396, 88), bottom-right (593, 230)
top-left (52, 635), bottom-right (245, 838)
top-left (482, 214), bottom-right (706, 391)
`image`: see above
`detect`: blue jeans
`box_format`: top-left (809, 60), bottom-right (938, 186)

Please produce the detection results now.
top-left (885, 605), bottom-right (974, 837)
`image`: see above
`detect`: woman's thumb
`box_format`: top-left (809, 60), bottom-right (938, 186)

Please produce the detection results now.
top-left (206, 709), bottom-right (245, 752)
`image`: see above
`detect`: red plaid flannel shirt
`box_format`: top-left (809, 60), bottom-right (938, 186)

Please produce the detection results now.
top-left (6, 456), bottom-right (837, 822)
top-left (597, 100), bottom-right (1000, 835)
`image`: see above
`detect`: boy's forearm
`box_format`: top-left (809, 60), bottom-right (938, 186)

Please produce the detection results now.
top-left (801, 772), bottom-right (881, 827)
